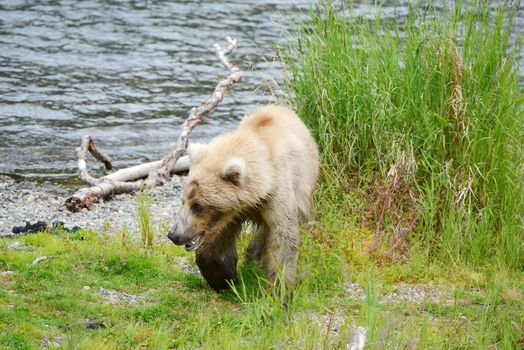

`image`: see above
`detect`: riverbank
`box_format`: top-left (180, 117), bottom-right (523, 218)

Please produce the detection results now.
top-left (0, 175), bottom-right (182, 238)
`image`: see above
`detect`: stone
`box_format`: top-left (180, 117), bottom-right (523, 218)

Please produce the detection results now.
top-left (32, 256), bottom-right (53, 265)
top-left (84, 321), bottom-right (106, 330)
top-left (41, 335), bottom-right (62, 348)
top-left (346, 326), bottom-right (367, 350)
top-left (8, 241), bottom-right (30, 250)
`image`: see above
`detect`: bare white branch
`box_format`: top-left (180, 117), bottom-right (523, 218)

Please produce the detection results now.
top-left (65, 37), bottom-right (243, 212)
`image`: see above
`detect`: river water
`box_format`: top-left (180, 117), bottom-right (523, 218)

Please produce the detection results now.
top-left (0, 1), bottom-right (522, 186)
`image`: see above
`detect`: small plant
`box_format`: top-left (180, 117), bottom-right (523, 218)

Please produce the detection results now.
top-left (157, 220), bottom-right (171, 238)
top-left (120, 224), bottom-right (131, 247)
top-left (136, 190), bottom-right (154, 248)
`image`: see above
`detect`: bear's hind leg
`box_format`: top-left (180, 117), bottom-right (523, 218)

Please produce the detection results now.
top-left (262, 199), bottom-right (300, 297)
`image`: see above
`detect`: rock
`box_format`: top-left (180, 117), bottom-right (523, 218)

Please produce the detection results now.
top-left (8, 241), bottom-right (30, 250)
top-left (12, 221), bottom-right (48, 234)
top-left (84, 321), bottom-right (107, 330)
top-left (32, 256), bottom-right (53, 265)
top-left (346, 326), bottom-right (367, 350)
top-left (307, 310), bottom-right (345, 338)
top-left (52, 221), bottom-right (65, 230)
top-left (41, 335), bottom-right (62, 348)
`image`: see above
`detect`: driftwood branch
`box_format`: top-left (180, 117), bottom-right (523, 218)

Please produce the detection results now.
top-left (64, 37), bottom-right (243, 212)
top-left (144, 36), bottom-right (242, 189)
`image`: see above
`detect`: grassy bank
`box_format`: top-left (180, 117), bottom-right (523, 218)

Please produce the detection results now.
top-left (1, 229), bottom-right (523, 349)
top-left (282, 1), bottom-right (524, 269)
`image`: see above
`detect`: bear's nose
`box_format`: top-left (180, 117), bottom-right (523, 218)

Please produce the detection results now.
top-left (167, 225), bottom-right (181, 245)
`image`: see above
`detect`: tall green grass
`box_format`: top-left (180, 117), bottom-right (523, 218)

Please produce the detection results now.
top-left (283, 1), bottom-right (524, 268)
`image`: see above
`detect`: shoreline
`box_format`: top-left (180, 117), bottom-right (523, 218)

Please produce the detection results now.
top-left (0, 175), bottom-right (183, 238)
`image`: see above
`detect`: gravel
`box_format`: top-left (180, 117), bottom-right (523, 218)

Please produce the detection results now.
top-left (0, 175), bottom-right (183, 238)
top-left (382, 284), bottom-right (442, 305)
top-left (173, 256), bottom-right (201, 276)
top-left (342, 281), bottom-right (446, 305)
top-left (343, 282), bottom-right (366, 301)
top-left (96, 287), bottom-right (143, 305)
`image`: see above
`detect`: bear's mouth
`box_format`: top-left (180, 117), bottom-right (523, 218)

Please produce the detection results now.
top-left (185, 232), bottom-right (204, 252)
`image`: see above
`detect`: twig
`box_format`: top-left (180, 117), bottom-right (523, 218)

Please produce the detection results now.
top-left (75, 136), bottom-right (112, 186)
top-left (86, 136), bottom-right (112, 170)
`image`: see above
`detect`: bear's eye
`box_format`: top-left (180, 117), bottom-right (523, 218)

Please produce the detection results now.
top-left (191, 202), bottom-right (204, 216)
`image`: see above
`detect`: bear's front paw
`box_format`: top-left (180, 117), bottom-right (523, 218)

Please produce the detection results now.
top-left (196, 251), bottom-right (238, 292)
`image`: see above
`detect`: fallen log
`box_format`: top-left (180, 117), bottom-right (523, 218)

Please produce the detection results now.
top-left (64, 37), bottom-right (243, 212)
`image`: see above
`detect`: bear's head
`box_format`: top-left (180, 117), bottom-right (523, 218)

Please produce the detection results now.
top-left (167, 138), bottom-right (271, 251)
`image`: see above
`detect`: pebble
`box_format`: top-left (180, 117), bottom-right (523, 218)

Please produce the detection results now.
top-left (0, 175), bottom-right (183, 238)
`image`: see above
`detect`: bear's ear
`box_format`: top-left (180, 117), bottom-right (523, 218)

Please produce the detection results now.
top-left (188, 143), bottom-right (209, 165)
top-left (221, 157), bottom-right (246, 186)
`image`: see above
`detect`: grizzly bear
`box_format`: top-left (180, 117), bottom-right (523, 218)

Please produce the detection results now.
top-left (167, 105), bottom-right (319, 294)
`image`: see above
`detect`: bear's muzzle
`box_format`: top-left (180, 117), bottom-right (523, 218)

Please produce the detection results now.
top-left (167, 224), bottom-right (204, 252)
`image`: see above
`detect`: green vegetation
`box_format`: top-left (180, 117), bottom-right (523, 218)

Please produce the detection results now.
top-left (1, 230), bottom-right (522, 349)
top-left (282, 0), bottom-right (524, 268)
top-left (1, 1), bottom-right (523, 348)
top-left (136, 191), bottom-right (154, 248)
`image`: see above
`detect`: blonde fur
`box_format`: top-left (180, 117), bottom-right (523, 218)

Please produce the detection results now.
top-left (173, 105), bottom-right (319, 294)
